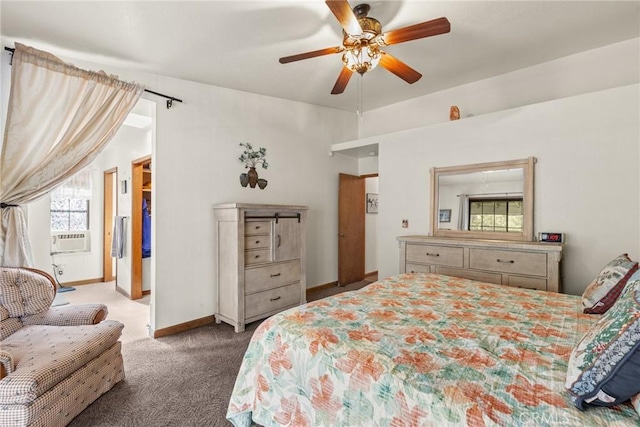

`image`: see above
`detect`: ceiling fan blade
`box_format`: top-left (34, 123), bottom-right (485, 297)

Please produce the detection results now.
top-left (383, 17), bottom-right (451, 46)
top-left (326, 0), bottom-right (363, 35)
top-left (331, 67), bottom-right (353, 95)
top-left (379, 52), bottom-right (422, 84)
top-left (279, 46), bottom-right (344, 64)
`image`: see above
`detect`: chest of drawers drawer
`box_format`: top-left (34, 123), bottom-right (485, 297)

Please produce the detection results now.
top-left (244, 235), bottom-right (270, 250)
top-left (469, 248), bottom-right (547, 277)
top-left (245, 221), bottom-right (271, 236)
top-left (406, 244), bottom-right (463, 268)
top-left (245, 260), bottom-right (301, 294)
top-left (245, 282), bottom-right (301, 320)
top-left (245, 248), bottom-right (272, 265)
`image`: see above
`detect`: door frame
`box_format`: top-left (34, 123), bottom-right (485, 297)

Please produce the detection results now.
top-left (103, 167), bottom-right (117, 283)
top-left (131, 155), bottom-right (151, 300)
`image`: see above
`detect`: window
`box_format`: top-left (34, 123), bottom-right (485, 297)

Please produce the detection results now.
top-left (50, 168), bottom-right (92, 232)
top-left (51, 198), bottom-right (90, 231)
top-left (468, 198), bottom-right (523, 233)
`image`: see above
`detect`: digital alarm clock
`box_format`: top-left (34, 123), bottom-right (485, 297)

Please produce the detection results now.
top-left (538, 232), bottom-right (564, 244)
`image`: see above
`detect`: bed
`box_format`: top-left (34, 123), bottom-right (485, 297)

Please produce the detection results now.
top-left (227, 273), bottom-right (639, 426)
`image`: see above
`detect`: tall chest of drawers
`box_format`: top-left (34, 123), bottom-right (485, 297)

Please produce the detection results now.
top-left (214, 203), bottom-right (308, 332)
top-left (397, 236), bottom-right (563, 293)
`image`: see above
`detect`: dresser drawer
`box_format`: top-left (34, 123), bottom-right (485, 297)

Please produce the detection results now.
top-left (245, 283), bottom-right (301, 320)
top-left (245, 221), bottom-right (271, 236)
top-left (406, 244), bottom-right (463, 268)
top-left (406, 263), bottom-right (432, 273)
top-left (245, 235), bottom-right (271, 250)
top-left (435, 266), bottom-right (502, 285)
top-left (469, 249), bottom-right (547, 277)
top-left (508, 275), bottom-right (547, 291)
top-left (245, 248), bottom-right (272, 265)
top-left (245, 260), bottom-right (301, 294)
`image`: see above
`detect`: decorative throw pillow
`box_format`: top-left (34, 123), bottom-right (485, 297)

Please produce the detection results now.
top-left (632, 393), bottom-right (640, 415)
top-left (581, 254), bottom-right (638, 314)
top-left (566, 270), bottom-right (640, 409)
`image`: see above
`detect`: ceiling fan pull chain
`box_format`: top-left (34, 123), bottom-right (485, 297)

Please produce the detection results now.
top-left (357, 74), bottom-right (363, 121)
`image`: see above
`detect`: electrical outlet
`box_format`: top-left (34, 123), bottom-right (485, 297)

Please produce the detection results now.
top-left (402, 219), bottom-right (409, 228)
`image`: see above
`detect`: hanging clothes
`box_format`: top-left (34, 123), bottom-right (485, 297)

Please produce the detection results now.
top-left (111, 216), bottom-right (125, 258)
top-left (142, 198), bottom-right (151, 258)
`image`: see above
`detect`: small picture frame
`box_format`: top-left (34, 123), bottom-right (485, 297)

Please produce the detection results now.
top-left (439, 209), bottom-right (451, 223)
top-left (366, 193), bottom-right (378, 214)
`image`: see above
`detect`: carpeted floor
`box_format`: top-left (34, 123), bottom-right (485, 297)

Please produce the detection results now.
top-left (69, 278), bottom-right (373, 426)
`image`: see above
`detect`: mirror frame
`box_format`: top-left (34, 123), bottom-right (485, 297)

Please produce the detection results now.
top-left (430, 157), bottom-right (536, 242)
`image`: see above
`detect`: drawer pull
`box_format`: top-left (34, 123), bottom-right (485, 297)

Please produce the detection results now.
top-left (270, 273), bottom-right (281, 278)
top-left (255, 226), bottom-right (260, 230)
top-left (255, 255), bottom-right (260, 259)
top-left (497, 259), bottom-right (515, 264)
top-left (276, 235), bottom-right (281, 248)
top-left (270, 296), bottom-right (281, 302)
top-left (426, 252), bottom-right (440, 257)
top-left (255, 240), bottom-right (260, 244)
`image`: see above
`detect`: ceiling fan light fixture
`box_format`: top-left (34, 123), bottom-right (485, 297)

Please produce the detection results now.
top-left (342, 41), bottom-right (381, 75)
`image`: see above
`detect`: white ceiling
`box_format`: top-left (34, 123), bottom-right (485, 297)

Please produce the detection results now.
top-left (1, 1), bottom-right (639, 113)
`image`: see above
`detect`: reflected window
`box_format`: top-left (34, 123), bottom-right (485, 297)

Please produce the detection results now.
top-left (468, 198), bottom-right (523, 233)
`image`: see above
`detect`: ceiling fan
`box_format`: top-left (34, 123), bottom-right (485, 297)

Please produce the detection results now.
top-left (279, 0), bottom-right (451, 95)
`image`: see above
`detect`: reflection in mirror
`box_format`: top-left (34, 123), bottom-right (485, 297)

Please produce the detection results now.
top-left (430, 158), bottom-right (535, 241)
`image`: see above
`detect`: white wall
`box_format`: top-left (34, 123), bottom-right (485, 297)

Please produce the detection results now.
top-left (358, 156), bottom-right (378, 175)
top-left (359, 38), bottom-right (639, 139)
top-left (1, 52), bottom-right (359, 333)
top-left (365, 177), bottom-right (378, 274)
top-left (376, 84), bottom-right (640, 296)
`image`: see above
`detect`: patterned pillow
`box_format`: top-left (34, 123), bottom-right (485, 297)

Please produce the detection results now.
top-left (632, 393), bottom-right (640, 415)
top-left (581, 254), bottom-right (638, 314)
top-left (566, 270), bottom-right (640, 409)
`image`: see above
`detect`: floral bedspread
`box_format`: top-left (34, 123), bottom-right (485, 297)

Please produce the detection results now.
top-left (227, 273), bottom-right (638, 426)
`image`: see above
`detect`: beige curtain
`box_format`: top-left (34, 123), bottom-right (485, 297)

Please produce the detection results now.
top-left (0, 43), bottom-right (144, 266)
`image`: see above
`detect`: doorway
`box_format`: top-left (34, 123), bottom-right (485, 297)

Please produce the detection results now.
top-left (102, 167), bottom-right (117, 283)
top-left (131, 155), bottom-right (152, 300)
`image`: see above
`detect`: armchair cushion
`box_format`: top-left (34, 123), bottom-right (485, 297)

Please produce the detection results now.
top-left (21, 304), bottom-right (108, 326)
top-left (0, 268), bottom-right (55, 318)
top-left (0, 320), bottom-right (124, 405)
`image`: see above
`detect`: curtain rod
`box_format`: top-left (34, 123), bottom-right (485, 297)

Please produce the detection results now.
top-left (4, 46), bottom-right (183, 109)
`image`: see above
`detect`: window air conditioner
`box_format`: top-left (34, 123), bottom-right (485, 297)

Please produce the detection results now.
top-left (51, 231), bottom-right (90, 254)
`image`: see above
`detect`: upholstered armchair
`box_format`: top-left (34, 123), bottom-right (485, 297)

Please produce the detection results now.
top-left (0, 267), bottom-right (125, 427)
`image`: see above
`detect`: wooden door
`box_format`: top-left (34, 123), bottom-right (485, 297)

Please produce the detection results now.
top-left (338, 173), bottom-right (365, 286)
top-left (274, 218), bottom-right (300, 262)
top-left (131, 155), bottom-right (151, 300)
top-left (103, 168), bottom-right (117, 283)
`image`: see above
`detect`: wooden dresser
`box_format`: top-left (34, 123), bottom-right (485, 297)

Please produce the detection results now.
top-left (397, 236), bottom-right (563, 292)
top-left (214, 203), bottom-right (308, 332)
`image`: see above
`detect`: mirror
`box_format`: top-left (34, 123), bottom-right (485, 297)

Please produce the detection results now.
top-left (430, 157), bottom-right (535, 241)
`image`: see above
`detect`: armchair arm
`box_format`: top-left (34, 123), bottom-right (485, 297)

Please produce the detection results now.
top-left (21, 304), bottom-right (108, 326)
top-left (0, 350), bottom-right (14, 380)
